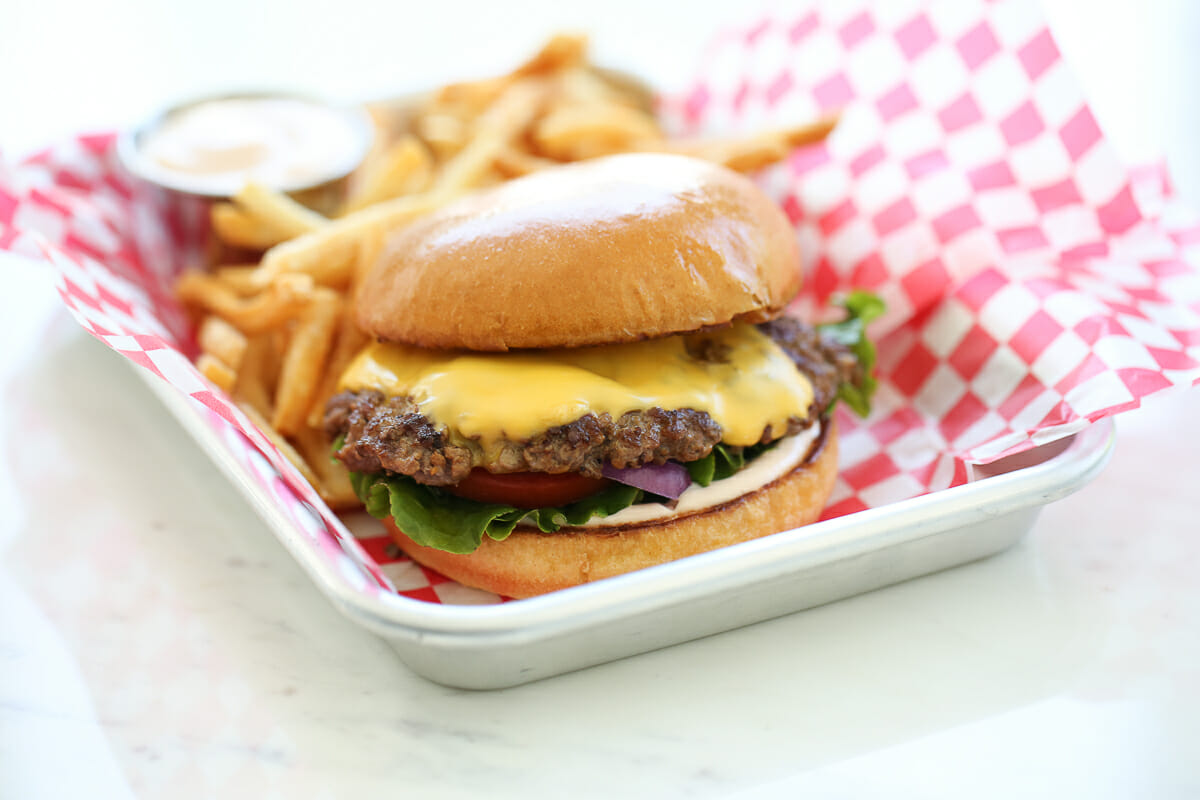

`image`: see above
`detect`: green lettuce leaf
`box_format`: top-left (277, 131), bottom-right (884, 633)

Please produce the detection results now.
top-left (817, 289), bottom-right (885, 418)
top-left (349, 470), bottom-right (643, 554)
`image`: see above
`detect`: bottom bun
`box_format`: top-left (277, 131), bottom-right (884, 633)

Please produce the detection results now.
top-left (386, 421), bottom-right (838, 598)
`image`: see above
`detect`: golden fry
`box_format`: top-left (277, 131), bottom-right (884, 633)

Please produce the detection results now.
top-left (210, 264), bottom-right (266, 296)
top-left (493, 145), bottom-right (559, 178)
top-left (514, 33), bottom-right (588, 76)
top-left (257, 190), bottom-right (452, 289)
top-left (533, 102), bottom-right (663, 161)
top-left (429, 77), bottom-right (508, 120)
top-left (211, 203), bottom-right (288, 251)
top-left (294, 425), bottom-right (359, 509)
top-left (197, 315), bottom-right (248, 369)
top-left (416, 112), bottom-right (468, 161)
top-left (271, 287), bottom-right (342, 437)
top-left (663, 115), bottom-right (840, 172)
top-left (237, 401), bottom-right (322, 489)
top-left (430, 78), bottom-right (550, 196)
top-left (196, 353), bottom-right (237, 393)
top-left (232, 335), bottom-right (276, 421)
top-left (305, 303), bottom-right (370, 430)
top-left (341, 136), bottom-right (434, 214)
top-left (176, 270), bottom-right (315, 334)
top-left (233, 182), bottom-right (328, 238)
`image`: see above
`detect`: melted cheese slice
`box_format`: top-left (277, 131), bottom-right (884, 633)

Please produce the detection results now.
top-left (338, 322), bottom-right (813, 448)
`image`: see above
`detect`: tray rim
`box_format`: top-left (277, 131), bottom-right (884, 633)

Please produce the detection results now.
top-left (135, 365), bottom-right (1115, 641)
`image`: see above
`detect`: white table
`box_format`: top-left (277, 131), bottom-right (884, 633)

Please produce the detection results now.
top-left (2, 2), bottom-right (1198, 797)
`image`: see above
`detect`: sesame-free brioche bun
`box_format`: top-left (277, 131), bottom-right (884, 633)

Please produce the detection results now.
top-left (356, 153), bottom-right (802, 351)
top-left (386, 423), bottom-right (837, 598)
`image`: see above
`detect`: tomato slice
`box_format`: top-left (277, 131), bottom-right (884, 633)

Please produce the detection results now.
top-left (445, 469), bottom-right (610, 508)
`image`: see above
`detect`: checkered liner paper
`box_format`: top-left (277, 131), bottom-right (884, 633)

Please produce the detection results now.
top-left (4, 0), bottom-right (1199, 605)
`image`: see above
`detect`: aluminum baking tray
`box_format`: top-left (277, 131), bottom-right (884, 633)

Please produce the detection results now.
top-left (137, 366), bottom-right (1114, 689)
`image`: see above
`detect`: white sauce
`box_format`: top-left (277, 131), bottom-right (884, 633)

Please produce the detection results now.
top-left (573, 423), bottom-right (821, 528)
top-left (131, 97), bottom-right (369, 196)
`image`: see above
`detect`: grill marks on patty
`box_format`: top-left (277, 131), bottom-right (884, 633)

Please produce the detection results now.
top-left (326, 319), bottom-right (859, 487)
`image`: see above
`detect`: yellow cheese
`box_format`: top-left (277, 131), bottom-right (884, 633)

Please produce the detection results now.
top-left (339, 322), bottom-right (812, 448)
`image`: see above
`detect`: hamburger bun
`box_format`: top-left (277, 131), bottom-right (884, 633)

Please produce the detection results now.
top-left (355, 152), bottom-right (801, 350)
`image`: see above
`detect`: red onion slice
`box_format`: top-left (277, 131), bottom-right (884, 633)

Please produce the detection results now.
top-left (601, 461), bottom-right (691, 499)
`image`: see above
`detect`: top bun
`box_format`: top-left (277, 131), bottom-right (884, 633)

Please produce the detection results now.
top-left (356, 153), bottom-right (801, 351)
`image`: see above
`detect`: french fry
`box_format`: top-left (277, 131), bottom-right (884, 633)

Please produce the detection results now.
top-left (514, 32), bottom-right (588, 76)
top-left (662, 115), bottom-right (841, 172)
top-left (416, 112), bottom-right (469, 161)
top-left (233, 335), bottom-right (276, 421)
top-left (294, 425), bottom-right (359, 509)
top-left (211, 203), bottom-right (289, 251)
top-left (271, 287), bottom-right (342, 436)
top-left (340, 136), bottom-right (434, 214)
top-left (429, 77), bottom-right (508, 121)
top-left (257, 190), bottom-right (453, 289)
top-left (238, 401), bottom-right (322, 490)
top-left (197, 315), bottom-right (248, 369)
top-left (552, 66), bottom-right (640, 109)
top-left (257, 82), bottom-right (546, 284)
top-left (233, 182), bottom-right (328, 238)
top-left (493, 145), bottom-right (559, 178)
top-left (211, 264), bottom-right (266, 296)
top-left (533, 102), bottom-right (663, 161)
top-left (305, 303), bottom-right (370, 430)
top-left (196, 353), bottom-right (237, 393)
top-left (430, 78), bottom-right (550, 196)
top-left (176, 270), bottom-right (315, 334)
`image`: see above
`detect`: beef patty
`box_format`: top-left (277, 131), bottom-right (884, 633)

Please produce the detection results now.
top-left (326, 319), bottom-right (857, 486)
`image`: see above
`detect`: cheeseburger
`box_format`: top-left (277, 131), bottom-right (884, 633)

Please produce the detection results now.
top-left (325, 153), bottom-right (878, 597)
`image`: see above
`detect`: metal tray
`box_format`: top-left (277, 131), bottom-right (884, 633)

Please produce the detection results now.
top-left (137, 366), bottom-right (1114, 689)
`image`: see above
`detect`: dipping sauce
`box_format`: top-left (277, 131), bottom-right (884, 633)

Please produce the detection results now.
top-left (124, 95), bottom-right (371, 196)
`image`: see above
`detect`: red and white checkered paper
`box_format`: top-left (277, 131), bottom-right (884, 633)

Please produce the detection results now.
top-left (4, 0), bottom-right (1200, 604)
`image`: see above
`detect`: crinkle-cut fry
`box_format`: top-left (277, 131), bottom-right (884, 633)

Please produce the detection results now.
top-left (341, 136), bottom-right (434, 214)
top-left (493, 145), bottom-right (560, 178)
top-left (211, 203), bottom-right (289, 251)
top-left (196, 353), bottom-right (237, 394)
top-left (197, 315), bottom-right (248, 370)
top-left (237, 401), bottom-right (322, 490)
top-left (271, 287), bottom-right (342, 437)
top-left (294, 425), bottom-right (359, 509)
top-left (662, 114), bottom-right (841, 172)
top-left (176, 270), bottom-right (315, 334)
top-left (430, 78), bottom-right (551, 196)
top-left (233, 182), bottom-right (329, 239)
top-left (533, 102), bottom-right (664, 161)
top-left (514, 33), bottom-right (588, 76)
top-left (257, 190), bottom-right (452, 289)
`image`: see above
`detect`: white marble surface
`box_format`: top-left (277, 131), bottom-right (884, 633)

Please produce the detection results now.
top-left (3, 1), bottom-right (1200, 798)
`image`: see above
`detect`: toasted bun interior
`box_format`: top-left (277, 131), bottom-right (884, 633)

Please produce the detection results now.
top-left (386, 422), bottom-right (838, 598)
top-left (357, 153), bottom-right (802, 350)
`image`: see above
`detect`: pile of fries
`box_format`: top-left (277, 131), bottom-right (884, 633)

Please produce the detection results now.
top-left (176, 34), bottom-right (837, 509)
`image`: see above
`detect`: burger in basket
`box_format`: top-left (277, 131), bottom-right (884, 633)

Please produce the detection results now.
top-left (325, 152), bottom-right (880, 597)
